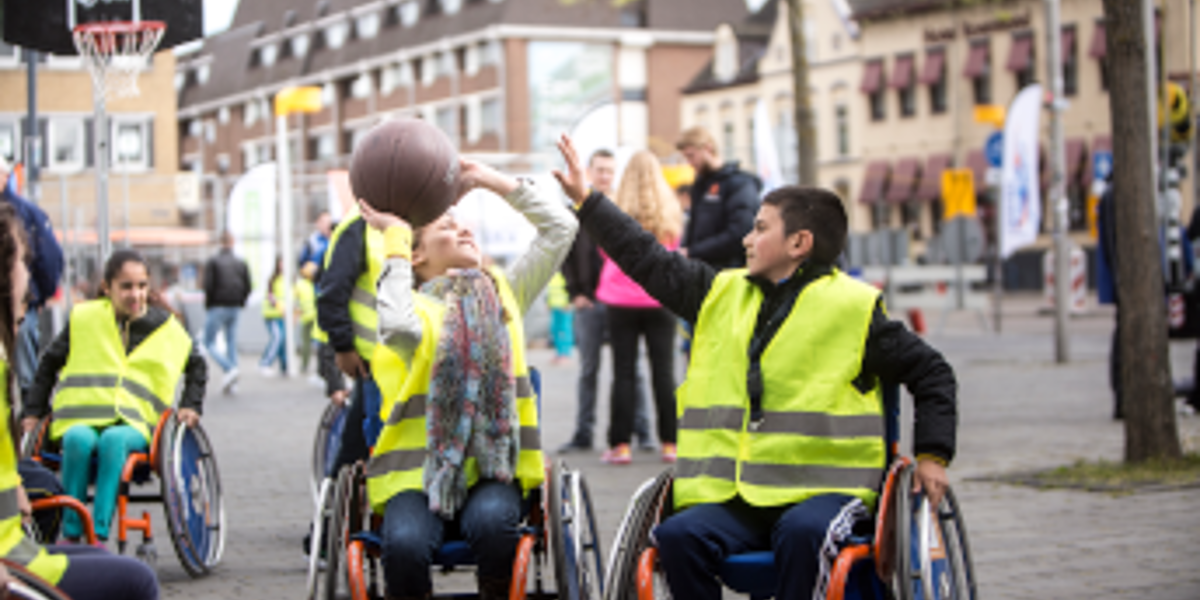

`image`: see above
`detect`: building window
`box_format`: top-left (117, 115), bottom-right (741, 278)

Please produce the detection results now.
top-left (899, 86), bottom-right (915, 118)
top-left (350, 73), bottom-right (373, 99)
top-left (243, 100), bottom-right (260, 126)
top-left (259, 43), bottom-right (278, 67)
top-left (862, 59), bottom-right (886, 121)
top-left (436, 105), bottom-right (457, 143)
top-left (0, 121), bottom-right (18, 163)
top-left (464, 44), bottom-right (480, 76)
top-left (49, 118), bottom-right (85, 172)
top-left (481, 97), bottom-right (500, 134)
top-left (901, 203), bottom-right (922, 241)
top-left (113, 120), bottom-right (150, 171)
top-left (441, 51), bottom-right (456, 77)
top-left (714, 25), bottom-right (738, 83)
top-left (922, 48), bottom-right (947, 114)
top-left (422, 55), bottom-right (437, 86)
top-left (197, 64), bottom-right (211, 85)
top-left (218, 106), bottom-right (230, 125)
top-left (321, 82), bottom-right (336, 106)
top-left (620, 1), bottom-right (647, 27)
top-left (325, 21), bottom-right (349, 49)
top-left (965, 39), bottom-right (991, 105)
top-left (442, 0), bottom-right (463, 15)
top-left (869, 91), bottom-right (885, 121)
top-left (480, 40), bottom-right (500, 66)
top-left (1063, 25), bottom-right (1078, 97)
top-left (871, 204), bottom-right (890, 231)
top-left (355, 12), bottom-right (380, 39)
top-left (1009, 32), bottom-right (1036, 90)
top-left (291, 34), bottom-right (310, 58)
top-left (835, 105), bottom-right (849, 157)
top-left (722, 121), bottom-right (735, 162)
top-left (314, 133), bottom-right (336, 160)
top-left (400, 1), bottom-right (420, 27)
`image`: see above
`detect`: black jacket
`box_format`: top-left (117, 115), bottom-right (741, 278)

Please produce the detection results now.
top-left (317, 217), bottom-right (366, 354)
top-left (562, 228), bottom-right (601, 301)
top-left (203, 249), bottom-right (251, 308)
top-left (684, 162), bottom-right (761, 270)
top-left (578, 191), bottom-right (957, 463)
top-left (24, 306), bottom-right (207, 420)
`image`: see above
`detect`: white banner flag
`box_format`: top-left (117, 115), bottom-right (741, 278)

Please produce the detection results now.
top-left (999, 85), bottom-right (1042, 258)
top-left (226, 162), bottom-right (278, 296)
top-left (753, 98), bottom-right (784, 194)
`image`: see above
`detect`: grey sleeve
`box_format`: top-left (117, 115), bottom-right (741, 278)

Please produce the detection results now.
top-left (375, 252), bottom-right (425, 365)
top-left (503, 182), bottom-right (579, 314)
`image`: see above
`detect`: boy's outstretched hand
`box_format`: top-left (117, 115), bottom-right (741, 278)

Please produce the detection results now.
top-left (553, 134), bottom-right (589, 207)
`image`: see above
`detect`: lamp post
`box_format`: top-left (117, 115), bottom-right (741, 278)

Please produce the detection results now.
top-left (274, 86), bottom-right (323, 377)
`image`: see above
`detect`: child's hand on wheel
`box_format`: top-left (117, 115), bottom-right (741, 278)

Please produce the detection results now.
top-left (177, 408), bottom-right (201, 428)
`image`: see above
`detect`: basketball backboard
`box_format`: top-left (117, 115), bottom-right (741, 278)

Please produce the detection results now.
top-left (2, 0), bottom-right (204, 56)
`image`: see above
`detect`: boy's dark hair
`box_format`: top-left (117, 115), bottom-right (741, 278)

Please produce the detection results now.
top-left (761, 186), bottom-right (847, 266)
top-left (588, 148), bottom-right (614, 166)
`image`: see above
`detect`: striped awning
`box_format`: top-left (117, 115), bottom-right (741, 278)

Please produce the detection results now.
top-left (859, 161), bottom-right (892, 204)
top-left (885, 158), bottom-right (922, 203)
top-left (916, 154), bottom-right (954, 202)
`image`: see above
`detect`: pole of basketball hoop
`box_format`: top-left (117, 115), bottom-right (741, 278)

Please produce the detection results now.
top-left (275, 87), bottom-right (323, 377)
top-left (94, 90), bottom-right (111, 260)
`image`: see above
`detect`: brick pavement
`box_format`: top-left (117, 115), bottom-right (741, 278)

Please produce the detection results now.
top-left (150, 295), bottom-right (1199, 599)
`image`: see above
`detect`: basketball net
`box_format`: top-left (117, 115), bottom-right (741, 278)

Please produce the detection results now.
top-left (73, 22), bottom-right (166, 100)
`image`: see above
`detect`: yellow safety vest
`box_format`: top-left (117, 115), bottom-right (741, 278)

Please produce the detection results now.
top-left (366, 268), bottom-right (544, 514)
top-left (52, 299), bottom-right (192, 443)
top-left (547, 273), bottom-right (569, 309)
top-left (261, 276), bottom-right (285, 319)
top-left (313, 210), bottom-right (385, 359)
top-left (0, 356), bottom-right (68, 584)
top-left (674, 269), bottom-right (886, 511)
top-left (296, 278), bottom-right (317, 324)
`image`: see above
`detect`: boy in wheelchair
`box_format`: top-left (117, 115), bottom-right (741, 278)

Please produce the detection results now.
top-left (554, 135), bottom-right (957, 600)
top-left (355, 156), bottom-right (576, 599)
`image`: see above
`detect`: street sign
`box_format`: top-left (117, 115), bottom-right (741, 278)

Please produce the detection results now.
top-left (985, 132), bottom-right (1004, 167)
top-left (973, 105), bottom-right (1006, 129)
top-left (1092, 150), bottom-right (1113, 182)
top-left (942, 169), bottom-right (977, 219)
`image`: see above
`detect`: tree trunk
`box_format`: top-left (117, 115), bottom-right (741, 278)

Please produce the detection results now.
top-left (1102, 0), bottom-right (1183, 462)
top-left (786, 0), bottom-right (816, 185)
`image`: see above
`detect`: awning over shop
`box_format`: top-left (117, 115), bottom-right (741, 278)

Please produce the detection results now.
top-left (1006, 33), bottom-right (1033, 72)
top-left (919, 48), bottom-right (946, 85)
top-left (963, 41), bottom-right (989, 78)
top-left (885, 157), bottom-right (921, 203)
top-left (890, 55), bottom-right (914, 89)
top-left (859, 161), bottom-right (891, 204)
top-left (1089, 22), bottom-right (1106, 59)
top-left (861, 60), bottom-right (885, 94)
top-left (916, 154), bottom-right (954, 202)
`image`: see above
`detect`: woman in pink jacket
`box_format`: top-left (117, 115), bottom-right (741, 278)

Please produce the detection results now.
top-left (596, 151), bottom-right (684, 465)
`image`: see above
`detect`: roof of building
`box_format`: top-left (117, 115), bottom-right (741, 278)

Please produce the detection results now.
top-left (178, 0), bottom-right (749, 111)
top-left (680, 0), bottom-right (776, 94)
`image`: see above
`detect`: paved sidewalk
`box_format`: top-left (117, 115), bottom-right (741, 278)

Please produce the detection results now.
top-left (149, 295), bottom-right (1199, 599)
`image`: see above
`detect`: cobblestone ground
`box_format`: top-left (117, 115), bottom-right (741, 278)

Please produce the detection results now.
top-left (149, 296), bottom-right (1200, 599)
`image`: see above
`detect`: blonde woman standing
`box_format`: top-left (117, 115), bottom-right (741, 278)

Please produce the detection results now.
top-left (596, 151), bottom-right (684, 464)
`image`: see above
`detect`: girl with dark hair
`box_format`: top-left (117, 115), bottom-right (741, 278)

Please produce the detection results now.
top-left (259, 255), bottom-right (287, 376)
top-left (22, 248), bottom-right (206, 545)
top-left (0, 204), bottom-right (159, 598)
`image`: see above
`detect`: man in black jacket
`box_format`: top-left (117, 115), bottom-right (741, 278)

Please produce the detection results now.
top-left (677, 126), bottom-right (761, 269)
top-left (203, 232), bottom-right (251, 395)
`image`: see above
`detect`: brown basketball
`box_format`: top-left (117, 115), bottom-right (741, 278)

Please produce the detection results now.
top-left (349, 119), bottom-right (461, 227)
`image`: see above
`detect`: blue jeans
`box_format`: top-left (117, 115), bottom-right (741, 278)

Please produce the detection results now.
top-left (653, 494), bottom-right (869, 600)
top-left (60, 425), bottom-right (149, 540)
top-left (569, 302), bottom-right (651, 447)
top-left (259, 317), bottom-right (286, 371)
top-left (204, 306), bottom-right (241, 373)
top-left (15, 307), bottom-right (40, 398)
top-left (381, 480), bottom-right (523, 596)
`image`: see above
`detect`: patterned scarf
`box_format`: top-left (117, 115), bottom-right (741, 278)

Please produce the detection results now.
top-left (419, 269), bottom-right (518, 519)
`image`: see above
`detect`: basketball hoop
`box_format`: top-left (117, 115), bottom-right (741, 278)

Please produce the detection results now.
top-left (73, 21), bottom-right (166, 100)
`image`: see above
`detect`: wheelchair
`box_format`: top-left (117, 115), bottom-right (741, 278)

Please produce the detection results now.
top-left (307, 368), bottom-right (605, 600)
top-left (605, 387), bottom-right (977, 600)
top-left (312, 401), bottom-right (348, 506)
top-left (21, 409), bottom-right (226, 578)
top-left (0, 560), bottom-right (71, 600)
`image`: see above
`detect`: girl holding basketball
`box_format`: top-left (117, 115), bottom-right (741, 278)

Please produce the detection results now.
top-left (358, 155), bottom-right (576, 599)
top-left (0, 203), bottom-right (159, 598)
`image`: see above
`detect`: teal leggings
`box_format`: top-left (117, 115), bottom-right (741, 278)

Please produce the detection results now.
top-left (60, 425), bottom-right (148, 540)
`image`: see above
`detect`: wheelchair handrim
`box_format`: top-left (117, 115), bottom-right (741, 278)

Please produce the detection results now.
top-left (311, 402), bottom-right (347, 506)
top-left (165, 421), bottom-right (226, 574)
top-left (571, 471), bottom-right (605, 598)
top-left (307, 478), bottom-right (334, 600)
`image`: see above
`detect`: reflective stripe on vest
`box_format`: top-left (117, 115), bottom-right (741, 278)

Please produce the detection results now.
top-left (673, 269), bottom-right (886, 511)
top-left (0, 358), bottom-right (68, 584)
top-left (315, 212), bottom-right (384, 358)
top-left (366, 268), bottom-right (545, 514)
top-left (51, 299), bottom-right (192, 443)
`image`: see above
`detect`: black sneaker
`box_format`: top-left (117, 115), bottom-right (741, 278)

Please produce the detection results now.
top-left (556, 441), bottom-right (593, 455)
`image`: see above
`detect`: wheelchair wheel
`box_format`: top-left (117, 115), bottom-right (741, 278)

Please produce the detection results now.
top-left (0, 560), bottom-right (71, 600)
top-left (604, 469), bottom-right (672, 600)
top-left (307, 477), bottom-right (335, 600)
top-left (546, 460), bottom-right (570, 599)
top-left (19, 418), bottom-right (49, 462)
top-left (894, 463), bottom-right (976, 600)
top-left (566, 469), bottom-right (604, 600)
top-left (160, 416), bottom-right (225, 578)
top-left (311, 402), bottom-right (348, 506)
top-left (324, 463), bottom-right (365, 600)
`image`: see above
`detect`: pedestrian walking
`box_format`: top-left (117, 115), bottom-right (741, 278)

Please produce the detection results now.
top-left (259, 256), bottom-right (287, 377)
top-left (676, 126), bottom-right (761, 270)
top-left (596, 151), bottom-right (683, 465)
top-left (0, 156), bottom-right (63, 407)
top-left (295, 261), bottom-right (318, 377)
top-left (547, 272), bottom-right (574, 364)
top-left (558, 149), bottom-right (654, 455)
top-left (203, 231), bottom-right (251, 394)
top-left (299, 211), bottom-right (333, 277)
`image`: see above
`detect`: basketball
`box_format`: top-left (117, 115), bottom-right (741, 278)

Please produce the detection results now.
top-left (349, 119), bottom-right (462, 227)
